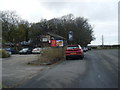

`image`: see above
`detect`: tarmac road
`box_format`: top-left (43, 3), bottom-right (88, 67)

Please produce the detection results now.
top-left (19, 49), bottom-right (119, 88)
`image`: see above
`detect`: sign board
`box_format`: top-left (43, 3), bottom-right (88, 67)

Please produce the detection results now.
top-left (68, 31), bottom-right (73, 41)
top-left (51, 40), bottom-right (56, 47)
top-left (42, 37), bottom-right (48, 42)
top-left (56, 40), bottom-right (63, 47)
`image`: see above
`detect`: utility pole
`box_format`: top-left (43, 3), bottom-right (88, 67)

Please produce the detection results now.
top-left (102, 35), bottom-right (104, 47)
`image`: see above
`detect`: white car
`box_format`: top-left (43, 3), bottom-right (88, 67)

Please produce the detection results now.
top-left (32, 48), bottom-right (42, 54)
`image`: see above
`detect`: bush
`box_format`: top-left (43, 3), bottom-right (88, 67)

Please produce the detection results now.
top-left (0, 49), bottom-right (10, 58)
top-left (37, 47), bottom-right (66, 64)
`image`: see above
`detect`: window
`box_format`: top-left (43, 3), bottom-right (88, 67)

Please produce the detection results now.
top-left (42, 38), bottom-right (48, 42)
top-left (67, 46), bottom-right (79, 49)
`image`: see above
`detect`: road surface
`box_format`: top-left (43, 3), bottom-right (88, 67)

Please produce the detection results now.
top-left (19, 49), bottom-right (119, 88)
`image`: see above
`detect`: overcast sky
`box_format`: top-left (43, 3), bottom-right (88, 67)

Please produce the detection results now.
top-left (0, 0), bottom-right (119, 45)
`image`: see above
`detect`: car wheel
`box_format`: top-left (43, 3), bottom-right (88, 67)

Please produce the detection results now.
top-left (26, 52), bottom-right (29, 54)
top-left (81, 57), bottom-right (83, 60)
top-left (81, 55), bottom-right (84, 60)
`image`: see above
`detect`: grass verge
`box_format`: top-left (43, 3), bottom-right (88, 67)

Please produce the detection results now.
top-left (28, 47), bottom-right (66, 65)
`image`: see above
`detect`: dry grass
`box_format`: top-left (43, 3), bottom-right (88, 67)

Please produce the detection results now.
top-left (37, 47), bottom-right (66, 64)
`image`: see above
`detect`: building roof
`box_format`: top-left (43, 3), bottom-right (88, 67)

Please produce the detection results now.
top-left (47, 32), bottom-right (66, 40)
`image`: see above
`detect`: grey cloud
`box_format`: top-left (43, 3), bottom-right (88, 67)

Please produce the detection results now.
top-left (40, 2), bottom-right (68, 12)
top-left (40, 2), bottom-right (117, 22)
top-left (88, 3), bottom-right (117, 22)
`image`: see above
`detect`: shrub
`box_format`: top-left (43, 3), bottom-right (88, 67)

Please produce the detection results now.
top-left (0, 49), bottom-right (10, 58)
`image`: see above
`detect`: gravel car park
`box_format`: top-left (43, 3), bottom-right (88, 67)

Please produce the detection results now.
top-left (2, 54), bottom-right (49, 88)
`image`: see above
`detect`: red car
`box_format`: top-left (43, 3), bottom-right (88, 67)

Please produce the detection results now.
top-left (65, 45), bottom-right (84, 60)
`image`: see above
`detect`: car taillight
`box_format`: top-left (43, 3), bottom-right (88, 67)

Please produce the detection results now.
top-left (66, 49), bottom-right (69, 51)
top-left (65, 50), bottom-right (68, 52)
top-left (65, 50), bottom-right (70, 53)
top-left (77, 49), bottom-right (82, 52)
top-left (78, 49), bottom-right (81, 51)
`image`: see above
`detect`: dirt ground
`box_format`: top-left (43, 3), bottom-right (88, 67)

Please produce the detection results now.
top-left (2, 54), bottom-right (50, 88)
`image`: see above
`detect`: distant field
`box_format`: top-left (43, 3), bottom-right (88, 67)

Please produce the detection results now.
top-left (92, 47), bottom-right (120, 50)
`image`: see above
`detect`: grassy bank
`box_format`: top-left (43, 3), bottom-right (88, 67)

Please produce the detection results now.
top-left (38, 47), bottom-right (66, 64)
top-left (28, 47), bottom-right (66, 65)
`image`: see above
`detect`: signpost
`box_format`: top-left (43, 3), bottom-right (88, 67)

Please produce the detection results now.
top-left (68, 31), bottom-right (73, 44)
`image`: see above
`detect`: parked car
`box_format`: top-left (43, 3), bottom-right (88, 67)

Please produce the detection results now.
top-left (82, 47), bottom-right (88, 52)
top-left (5, 50), bottom-right (12, 57)
top-left (19, 48), bottom-right (32, 54)
top-left (88, 47), bottom-right (92, 50)
top-left (32, 48), bottom-right (42, 54)
top-left (65, 45), bottom-right (84, 60)
top-left (4, 48), bottom-right (17, 54)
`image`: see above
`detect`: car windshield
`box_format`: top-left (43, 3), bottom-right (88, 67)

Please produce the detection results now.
top-left (67, 46), bottom-right (79, 49)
